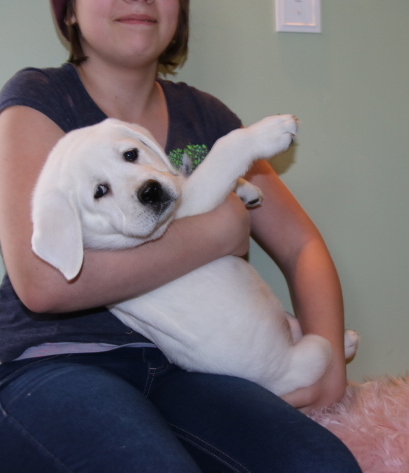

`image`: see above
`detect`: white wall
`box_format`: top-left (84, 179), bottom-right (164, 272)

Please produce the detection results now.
top-left (1, 0), bottom-right (409, 382)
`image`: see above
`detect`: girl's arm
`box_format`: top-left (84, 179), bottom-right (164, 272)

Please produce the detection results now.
top-left (0, 106), bottom-right (251, 314)
top-left (246, 159), bottom-right (346, 413)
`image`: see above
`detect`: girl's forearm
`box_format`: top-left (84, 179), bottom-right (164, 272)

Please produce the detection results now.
top-left (11, 195), bottom-right (249, 314)
top-left (285, 238), bottom-right (346, 354)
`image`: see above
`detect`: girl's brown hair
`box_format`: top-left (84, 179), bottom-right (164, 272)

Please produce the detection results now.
top-left (62, 0), bottom-right (189, 75)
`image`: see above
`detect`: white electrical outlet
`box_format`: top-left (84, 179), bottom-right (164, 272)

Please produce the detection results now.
top-left (275, 0), bottom-right (321, 33)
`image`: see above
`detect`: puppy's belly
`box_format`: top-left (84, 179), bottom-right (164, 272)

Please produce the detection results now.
top-left (111, 256), bottom-right (294, 386)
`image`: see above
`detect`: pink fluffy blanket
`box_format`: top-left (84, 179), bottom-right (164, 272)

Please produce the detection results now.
top-left (310, 376), bottom-right (409, 473)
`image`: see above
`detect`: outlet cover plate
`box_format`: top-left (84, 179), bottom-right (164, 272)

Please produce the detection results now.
top-left (275, 0), bottom-right (321, 33)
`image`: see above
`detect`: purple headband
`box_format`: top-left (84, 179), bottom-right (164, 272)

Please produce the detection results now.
top-left (51, 0), bottom-right (69, 39)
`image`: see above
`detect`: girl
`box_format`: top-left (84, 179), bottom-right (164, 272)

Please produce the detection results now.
top-left (0, 1), bottom-right (361, 471)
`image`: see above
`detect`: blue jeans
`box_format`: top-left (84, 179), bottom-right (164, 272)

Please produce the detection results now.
top-left (0, 347), bottom-right (362, 472)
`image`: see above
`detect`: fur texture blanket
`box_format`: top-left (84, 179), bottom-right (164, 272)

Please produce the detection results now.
top-left (310, 376), bottom-right (409, 473)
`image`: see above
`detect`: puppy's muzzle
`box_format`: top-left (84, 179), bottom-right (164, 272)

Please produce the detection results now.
top-left (138, 180), bottom-right (173, 214)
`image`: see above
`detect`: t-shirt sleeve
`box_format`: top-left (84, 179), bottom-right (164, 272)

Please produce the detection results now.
top-left (0, 68), bottom-right (69, 130)
top-left (0, 66), bottom-right (107, 132)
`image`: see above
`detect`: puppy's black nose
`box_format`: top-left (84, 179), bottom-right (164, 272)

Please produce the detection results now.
top-left (138, 180), bottom-right (171, 213)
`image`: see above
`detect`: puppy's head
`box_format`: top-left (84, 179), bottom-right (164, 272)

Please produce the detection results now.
top-left (32, 118), bottom-right (183, 280)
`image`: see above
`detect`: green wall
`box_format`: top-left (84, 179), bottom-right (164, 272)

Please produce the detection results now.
top-left (1, 1), bottom-right (409, 381)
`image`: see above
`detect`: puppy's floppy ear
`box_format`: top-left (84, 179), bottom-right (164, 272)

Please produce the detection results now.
top-left (31, 190), bottom-right (84, 281)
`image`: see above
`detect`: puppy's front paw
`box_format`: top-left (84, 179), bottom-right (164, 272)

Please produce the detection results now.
top-left (251, 114), bottom-right (298, 158)
top-left (235, 178), bottom-right (264, 208)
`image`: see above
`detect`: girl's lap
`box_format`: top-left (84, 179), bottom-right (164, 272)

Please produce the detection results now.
top-left (0, 347), bottom-right (361, 473)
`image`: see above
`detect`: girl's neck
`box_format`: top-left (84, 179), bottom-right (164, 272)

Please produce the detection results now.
top-left (76, 59), bottom-right (169, 148)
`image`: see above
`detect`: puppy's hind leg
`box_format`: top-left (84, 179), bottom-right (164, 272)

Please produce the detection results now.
top-left (272, 335), bottom-right (332, 396)
top-left (284, 313), bottom-right (359, 361)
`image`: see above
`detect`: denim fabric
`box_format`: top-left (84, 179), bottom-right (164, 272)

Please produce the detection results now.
top-left (0, 347), bottom-right (362, 473)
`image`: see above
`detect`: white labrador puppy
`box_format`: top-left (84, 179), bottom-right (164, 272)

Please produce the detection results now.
top-left (32, 116), bottom-right (357, 396)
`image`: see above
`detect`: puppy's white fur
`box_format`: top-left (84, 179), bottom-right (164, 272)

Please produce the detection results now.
top-left (32, 116), bottom-right (357, 396)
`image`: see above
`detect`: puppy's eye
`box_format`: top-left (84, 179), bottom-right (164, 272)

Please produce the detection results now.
top-left (123, 148), bottom-right (139, 162)
top-left (94, 184), bottom-right (110, 199)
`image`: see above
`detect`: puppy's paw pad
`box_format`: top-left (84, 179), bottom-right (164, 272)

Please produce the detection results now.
top-left (245, 196), bottom-right (263, 208)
